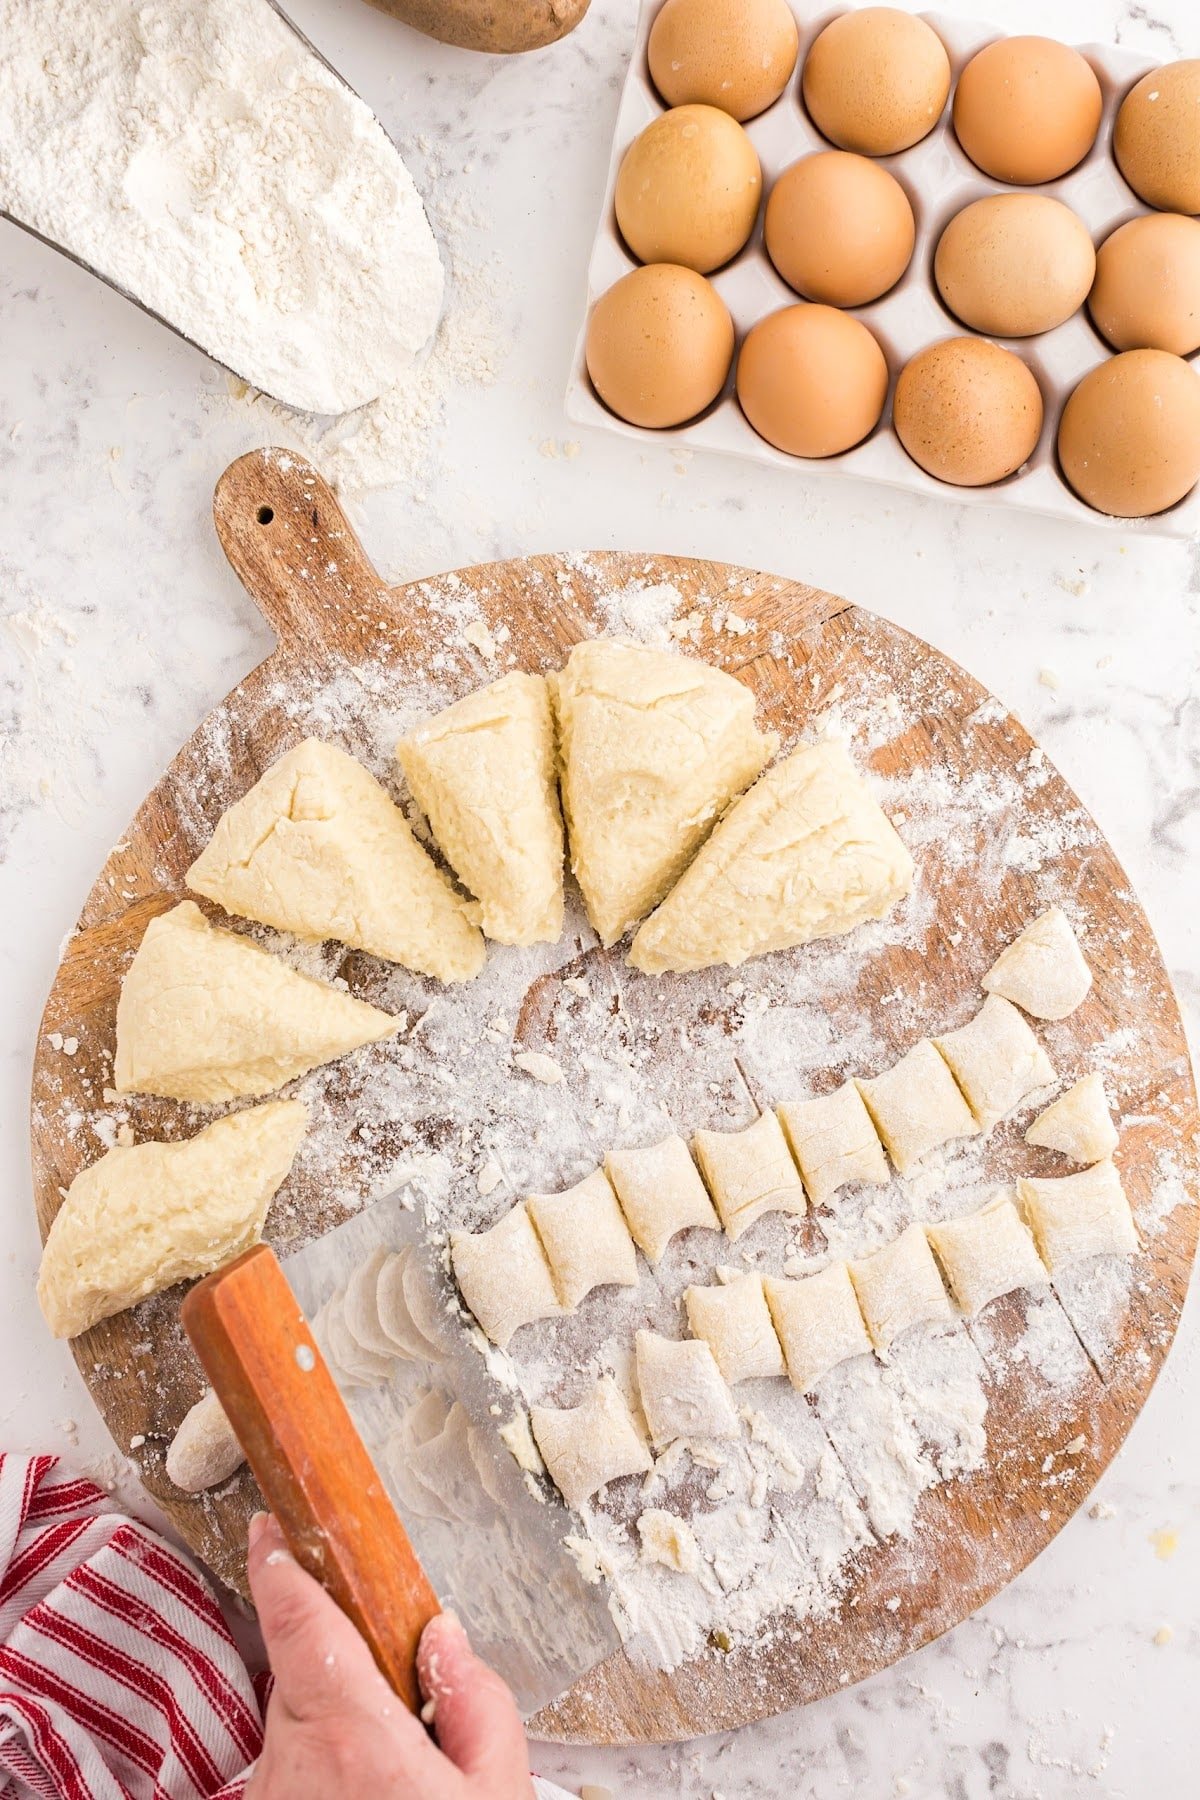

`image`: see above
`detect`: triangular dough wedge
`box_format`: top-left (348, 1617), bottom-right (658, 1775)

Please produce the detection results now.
top-left (397, 672), bottom-right (564, 946)
top-left (630, 740), bottom-right (913, 974)
top-left (187, 739), bottom-right (484, 983)
top-left (1025, 1073), bottom-right (1118, 1164)
top-left (982, 907), bottom-right (1091, 1020)
top-left (550, 639), bottom-right (776, 946)
top-left (115, 901), bottom-right (399, 1102)
top-left (37, 1100), bottom-right (306, 1339)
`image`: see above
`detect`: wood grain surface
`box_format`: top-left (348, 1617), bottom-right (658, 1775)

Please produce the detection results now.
top-left (30, 448), bottom-right (1199, 1746)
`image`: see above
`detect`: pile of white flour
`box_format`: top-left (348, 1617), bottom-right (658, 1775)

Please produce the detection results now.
top-left (0, 0), bottom-right (444, 413)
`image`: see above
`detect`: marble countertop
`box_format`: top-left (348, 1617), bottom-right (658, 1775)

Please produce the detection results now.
top-left (2, 0), bottom-right (1197, 1793)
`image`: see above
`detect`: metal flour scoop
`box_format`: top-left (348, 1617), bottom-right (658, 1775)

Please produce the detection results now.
top-left (0, 1), bottom-right (443, 414)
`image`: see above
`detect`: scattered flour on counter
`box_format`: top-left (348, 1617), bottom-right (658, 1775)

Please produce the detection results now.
top-left (0, 0), bottom-right (443, 414)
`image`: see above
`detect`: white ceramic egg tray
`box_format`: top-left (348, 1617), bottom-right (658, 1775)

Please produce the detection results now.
top-left (565, 2), bottom-right (1199, 538)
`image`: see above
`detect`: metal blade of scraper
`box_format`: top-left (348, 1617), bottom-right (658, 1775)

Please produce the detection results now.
top-left (282, 1188), bottom-right (622, 1718)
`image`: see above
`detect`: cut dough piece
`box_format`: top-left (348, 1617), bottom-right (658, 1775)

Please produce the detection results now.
top-left (1026, 1073), bottom-right (1118, 1165)
top-left (397, 672), bottom-right (565, 946)
top-left (166, 1389), bottom-right (245, 1494)
top-left (629, 740), bottom-right (913, 974)
top-left (692, 1111), bottom-right (807, 1240)
top-left (777, 1082), bottom-right (889, 1208)
top-left (605, 1133), bottom-right (720, 1261)
top-left (526, 1169), bottom-right (639, 1309)
top-left (635, 1329), bottom-right (741, 1446)
top-left (1018, 1162), bottom-right (1139, 1272)
top-left (187, 738), bottom-right (484, 983)
top-left (934, 995), bottom-right (1056, 1131)
top-left (450, 1203), bottom-right (563, 1347)
top-left (849, 1224), bottom-right (955, 1350)
top-left (684, 1274), bottom-right (785, 1383)
top-left (982, 907), bottom-right (1091, 1020)
top-left (530, 1377), bottom-right (652, 1509)
top-left (927, 1194), bottom-right (1048, 1316)
top-left (37, 1100), bottom-right (306, 1340)
top-left (114, 900), bottom-right (398, 1103)
top-left (765, 1264), bottom-right (873, 1394)
top-left (550, 638), bottom-right (775, 945)
top-left (856, 1040), bottom-right (980, 1176)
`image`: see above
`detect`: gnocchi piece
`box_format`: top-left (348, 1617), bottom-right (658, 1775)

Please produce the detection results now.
top-left (927, 1194), bottom-right (1048, 1316)
top-left (1026, 1073), bottom-right (1118, 1165)
top-left (605, 1134), bottom-right (721, 1261)
top-left (856, 1040), bottom-right (979, 1176)
top-left (165, 1389), bottom-right (245, 1493)
top-left (764, 1263), bottom-right (872, 1393)
top-left (777, 1082), bottom-right (889, 1207)
top-left (526, 1168), bottom-right (639, 1309)
top-left (635, 1329), bottom-right (741, 1446)
top-left (849, 1224), bottom-right (955, 1350)
top-left (691, 1111), bottom-right (807, 1240)
top-left (684, 1273), bottom-right (785, 1384)
top-left (982, 907), bottom-right (1091, 1020)
top-left (934, 995), bottom-right (1056, 1130)
top-left (1018, 1161), bottom-right (1139, 1272)
top-left (530, 1376), bottom-right (652, 1509)
top-left (450, 1203), bottom-right (563, 1347)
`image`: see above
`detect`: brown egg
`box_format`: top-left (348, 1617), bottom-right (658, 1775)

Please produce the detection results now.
top-left (1089, 214), bottom-right (1200, 355)
top-left (1114, 61), bottom-right (1200, 215)
top-left (586, 264), bottom-right (734, 428)
top-left (802, 9), bottom-right (951, 157)
top-left (737, 305), bottom-right (889, 457)
top-left (1058, 350), bottom-right (1200, 516)
top-left (934, 195), bottom-right (1095, 337)
top-left (893, 338), bottom-right (1044, 486)
top-left (953, 37), bottom-right (1102, 184)
top-left (765, 152), bottom-right (915, 307)
top-left (615, 105), bottom-right (761, 273)
top-left (647, 0), bottom-right (799, 123)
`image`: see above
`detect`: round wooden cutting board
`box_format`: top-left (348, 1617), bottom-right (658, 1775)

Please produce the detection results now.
top-left (30, 449), bottom-right (1199, 1746)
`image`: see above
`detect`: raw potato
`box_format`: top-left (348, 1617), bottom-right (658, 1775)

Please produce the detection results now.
top-left (37, 1100), bottom-right (306, 1339)
top-left (551, 638), bottom-right (775, 945)
top-left (684, 1274), bottom-right (785, 1383)
top-left (187, 738), bottom-right (484, 983)
top-left (530, 1377), bottom-right (652, 1510)
top-left (397, 672), bottom-right (564, 946)
top-left (115, 900), bottom-right (398, 1102)
top-left (606, 1133), bottom-right (720, 1261)
top-left (691, 1110), bottom-right (807, 1240)
top-left (982, 907), bottom-right (1091, 1020)
top-left (764, 1264), bottom-right (872, 1393)
top-left (629, 740), bottom-right (913, 974)
top-left (450, 1202), bottom-right (563, 1347)
top-left (777, 1082), bottom-right (889, 1208)
top-left (1026, 1073), bottom-right (1119, 1165)
top-left (927, 1194), bottom-right (1048, 1317)
top-left (527, 1168), bottom-right (639, 1309)
top-left (364, 0), bottom-right (590, 54)
top-left (933, 995), bottom-right (1056, 1131)
top-left (166, 1388), bottom-right (245, 1493)
top-left (856, 1040), bottom-right (979, 1175)
top-left (635, 1329), bottom-right (740, 1445)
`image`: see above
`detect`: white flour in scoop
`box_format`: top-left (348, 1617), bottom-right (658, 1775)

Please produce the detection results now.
top-left (0, 0), bottom-right (443, 413)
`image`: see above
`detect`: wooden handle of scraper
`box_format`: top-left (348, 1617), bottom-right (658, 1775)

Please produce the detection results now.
top-left (181, 1243), bottom-right (441, 1711)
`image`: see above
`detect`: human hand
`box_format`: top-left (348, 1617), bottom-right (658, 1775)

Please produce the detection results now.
top-left (244, 1512), bottom-right (534, 1798)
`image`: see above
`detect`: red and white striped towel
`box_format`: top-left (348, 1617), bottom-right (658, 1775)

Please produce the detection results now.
top-left (0, 1456), bottom-right (573, 1800)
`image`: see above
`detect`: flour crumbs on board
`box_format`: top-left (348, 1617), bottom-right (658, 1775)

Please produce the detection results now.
top-left (34, 564), bottom-right (1194, 1678)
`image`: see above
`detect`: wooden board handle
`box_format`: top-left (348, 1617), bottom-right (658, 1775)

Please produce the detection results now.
top-left (212, 449), bottom-right (393, 656)
top-left (181, 1243), bottom-right (440, 1710)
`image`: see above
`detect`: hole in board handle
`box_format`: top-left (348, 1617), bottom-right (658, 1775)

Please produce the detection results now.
top-left (256, 505), bottom-right (275, 525)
